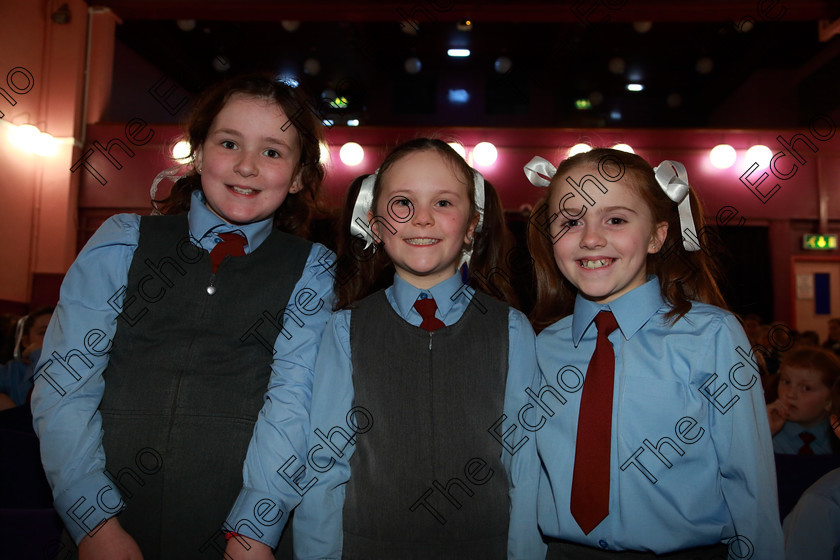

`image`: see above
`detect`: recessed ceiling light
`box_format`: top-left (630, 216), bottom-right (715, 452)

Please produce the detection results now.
top-left (447, 49), bottom-right (470, 57)
top-left (626, 83), bottom-right (644, 92)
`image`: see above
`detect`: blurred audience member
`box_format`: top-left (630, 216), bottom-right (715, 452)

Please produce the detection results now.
top-left (767, 347), bottom-right (840, 455)
top-left (782, 379), bottom-right (840, 559)
top-left (0, 307), bottom-right (53, 411)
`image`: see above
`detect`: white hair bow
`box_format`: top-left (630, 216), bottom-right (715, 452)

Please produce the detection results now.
top-left (653, 160), bottom-right (701, 252)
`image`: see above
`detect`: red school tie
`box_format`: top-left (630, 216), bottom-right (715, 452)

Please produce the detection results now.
top-left (210, 232), bottom-right (247, 274)
top-left (570, 311), bottom-right (619, 535)
top-left (797, 432), bottom-right (816, 455)
top-left (413, 297), bottom-right (446, 332)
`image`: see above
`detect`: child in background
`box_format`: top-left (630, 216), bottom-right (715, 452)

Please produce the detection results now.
top-left (782, 379), bottom-right (840, 559)
top-left (767, 347), bottom-right (840, 455)
top-left (0, 306), bottom-right (52, 410)
top-left (31, 74), bottom-right (335, 560)
top-left (526, 149), bottom-right (783, 558)
top-left (293, 138), bottom-right (543, 559)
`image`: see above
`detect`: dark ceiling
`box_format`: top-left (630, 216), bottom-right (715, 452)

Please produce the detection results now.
top-left (97, 0), bottom-right (840, 129)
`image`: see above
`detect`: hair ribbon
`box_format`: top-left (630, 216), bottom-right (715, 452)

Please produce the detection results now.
top-left (150, 163), bottom-right (193, 215)
top-left (653, 161), bottom-right (701, 252)
top-left (523, 156), bottom-right (557, 187)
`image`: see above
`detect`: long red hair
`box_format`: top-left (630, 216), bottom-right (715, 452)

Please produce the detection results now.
top-left (527, 148), bottom-right (727, 332)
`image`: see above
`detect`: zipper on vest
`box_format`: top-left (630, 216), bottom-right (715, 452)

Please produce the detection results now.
top-left (206, 273), bottom-right (217, 295)
top-left (428, 331), bottom-right (433, 350)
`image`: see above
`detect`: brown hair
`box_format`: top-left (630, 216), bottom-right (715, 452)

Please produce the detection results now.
top-left (154, 73), bottom-right (326, 237)
top-left (334, 138), bottom-right (516, 309)
top-left (781, 347), bottom-right (840, 389)
top-left (527, 148), bottom-right (727, 331)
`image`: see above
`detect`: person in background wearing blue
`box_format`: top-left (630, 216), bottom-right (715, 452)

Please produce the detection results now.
top-left (767, 347), bottom-right (840, 455)
top-left (525, 149), bottom-right (783, 559)
top-left (293, 138), bottom-right (543, 559)
top-left (783, 379), bottom-right (840, 559)
top-left (0, 306), bottom-right (52, 410)
top-left (31, 74), bottom-right (335, 560)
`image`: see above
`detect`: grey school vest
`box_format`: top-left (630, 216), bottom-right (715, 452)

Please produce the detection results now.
top-left (344, 289), bottom-right (511, 560)
top-left (98, 213), bottom-right (311, 559)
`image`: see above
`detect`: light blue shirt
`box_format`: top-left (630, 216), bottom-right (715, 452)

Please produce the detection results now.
top-left (535, 277), bottom-right (784, 558)
top-left (31, 190), bottom-right (336, 547)
top-left (783, 467), bottom-right (840, 560)
top-left (293, 272), bottom-right (545, 559)
top-left (774, 418), bottom-right (835, 455)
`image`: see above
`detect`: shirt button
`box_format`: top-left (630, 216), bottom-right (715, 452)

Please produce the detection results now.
top-left (418, 292), bottom-right (430, 300)
top-left (598, 540), bottom-right (609, 550)
top-left (213, 237), bottom-right (221, 244)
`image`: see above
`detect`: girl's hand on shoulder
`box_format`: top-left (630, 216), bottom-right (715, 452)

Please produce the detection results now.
top-left (224, 535), bottom-right (275, 560)
top-left (77, 517), bottom-right (143, 560)
top-left (766, 400), bottom-right (790, 436)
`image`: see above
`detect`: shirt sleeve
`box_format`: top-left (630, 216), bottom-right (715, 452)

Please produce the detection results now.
top-left (783, 480), bottom-right (840, 560)
top-left (705, 313), bottom-right (785, 559)
top-left (30, 214), bottom-right (140, 544)
top-left (291, 310), bottom-right (354, 560)
top-left (225, 244), bottom-right (337, 549)
top-left (502, 309), bottom-right (548, 560)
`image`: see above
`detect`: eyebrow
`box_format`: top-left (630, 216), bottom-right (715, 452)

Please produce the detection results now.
top-left (601, 205), bottom-right (639, 214)
top-left (211, 128), bottom-right (291, 148)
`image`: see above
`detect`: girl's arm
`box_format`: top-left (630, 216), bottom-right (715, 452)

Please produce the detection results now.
top-left (30, 214), bottom-right (139, 545)
top-left (502, 309), bottom-right (548, 560)
top-left (708, 314), bottom-right (784, 559)
top-left (291, 310), bottom-right (355, 560)
top-left (224, 245), bottom-right (337, 552)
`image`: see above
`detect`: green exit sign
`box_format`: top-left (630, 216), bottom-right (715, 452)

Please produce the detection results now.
top-left (803, 234), bottom-right (838, 250)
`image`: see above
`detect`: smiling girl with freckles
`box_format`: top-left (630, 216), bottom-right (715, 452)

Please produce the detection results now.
top-left (526, 148), bottom-right (784, 559)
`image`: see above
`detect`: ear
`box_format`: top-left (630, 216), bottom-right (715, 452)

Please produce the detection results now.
top-left (289, 178), bottom-right (303, 194)
top-left (464, 212), bottom-right (480, 246)
top-left (648, 221), bottom-right (669, 254)
top-left (194, 148), bottom-right (203, 173)
top-left (832, 414), bottom-right (840, 440)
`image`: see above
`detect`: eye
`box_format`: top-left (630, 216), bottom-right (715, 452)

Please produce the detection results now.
top-left (264, 149), bottom-right (281, 158)
top-left (563, 218), bottom-right (581, 228)
top-left (802, 385), bottom-right (811, 392)
top-left (607, 217), bottom-right (626, 225)
top-left (221, 140), bottom-right (237, 150)
top-left (437, 199), bottom-right (452, 208)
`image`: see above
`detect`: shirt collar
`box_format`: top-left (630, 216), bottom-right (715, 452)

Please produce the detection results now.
top-left (392, 272), bottom-right (466, 320)
top-left (571, 276), bottom-right (665, 346)
top-left (187, 190), bottom-right (274, 251)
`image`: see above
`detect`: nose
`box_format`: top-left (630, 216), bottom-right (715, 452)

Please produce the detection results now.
top-left (234, 150), bottom-right (258, 177)
top-left (411, 204), bottom-right (434, 227)
top-left (579, 221), bottom-right (606, 249)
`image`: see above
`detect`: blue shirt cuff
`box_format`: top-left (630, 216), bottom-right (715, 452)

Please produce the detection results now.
top-left (225, 487), bottom-right (291, 549)
top-left (54, 471), bottom-right (125, 544)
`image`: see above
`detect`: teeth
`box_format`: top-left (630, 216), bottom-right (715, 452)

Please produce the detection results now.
top-left (580, 259), bottom-right (611, 269)
top-left (232, 186), bottom-right (256, 195)
top-left (406, 238), bottom-right (439, 246)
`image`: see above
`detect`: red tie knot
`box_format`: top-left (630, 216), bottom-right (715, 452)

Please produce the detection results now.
top-left (595, 311), bottom-right (619, 336)
top-left (413, 297), bottom-right (445, 332)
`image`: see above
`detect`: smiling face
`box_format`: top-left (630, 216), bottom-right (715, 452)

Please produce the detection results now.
top-left (547, 164), bottom-right (668, 304)
top-left (778, 364), bottom-right (832, 427)
top-left (372, 150), bottom-right (478, 289)
top-left (195, 93), bottom-right (301, 225)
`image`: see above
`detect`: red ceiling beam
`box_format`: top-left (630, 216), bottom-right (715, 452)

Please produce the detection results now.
top-left (90, 1), bottom-right (837, 22)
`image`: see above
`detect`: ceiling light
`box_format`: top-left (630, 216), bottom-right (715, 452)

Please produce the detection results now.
top-left (746, 145), bottom-right (773, 168)
top-left (472, 142), bottom-right (497, 166)
top-left (710, 144), bottom-right (736, 169)
top-left (568, 143), bottom-right (592, 157)
top-left (612, 143), bottom-right (634, 153)
top-left (171, 140), bottom-right (191, 162)
top-left (447, 49), bottom-right (470, 57)
top-left (494, 56), bottom-right (512, 74)
top-left (404, 57), bottom-right (422, 74)
top-left (347, 119), bottom-right (360, 127)
top-left (340, 142), bottom-right (364, 166)
top-left (448, 89), bottom-right (469, 104)
top-left (626, 83), bottom-right (644, 92)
